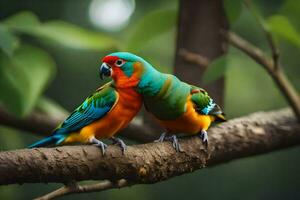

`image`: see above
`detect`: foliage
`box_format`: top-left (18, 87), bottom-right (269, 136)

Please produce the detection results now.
top-left (124, 9), bottom-right (177, 52)
top-left (201, 0), bottom-right (300, 84)
top-left (223, 0), bottom-right (243, 23)
top-left (0, 25), bottom-right (19, 57)
top-left (0, 11), bottom-right (117, 117)
top-left (201, 55), bottom-right (228, 85)
top-left (266, 15), bottom-right (300, 48)
top-left (0, 44), bottom-right (55, 116)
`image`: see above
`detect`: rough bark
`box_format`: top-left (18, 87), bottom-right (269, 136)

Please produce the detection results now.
top-left (174, 0), bottom-right (228, 106)
top-left (0, 108), bottom-right (299, 186)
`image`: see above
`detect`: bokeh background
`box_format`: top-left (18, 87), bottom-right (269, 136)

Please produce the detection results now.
top-left (0, 0), bottom-right (300, 199)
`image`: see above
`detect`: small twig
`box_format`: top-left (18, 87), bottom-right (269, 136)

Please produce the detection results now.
top-left (244, 0), bottom-right (280, 70)
top-left (266, 31), bottom-right (280, 70)
top-left (35, 179), bottom-right (129, 200)
top-left (222, 31), bottom-right (300, 121)
top-left (178, 48), bottom-right (210, 67)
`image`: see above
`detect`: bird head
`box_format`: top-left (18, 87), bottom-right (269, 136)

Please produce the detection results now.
top-left (100, 52), bottom-right (150, 88)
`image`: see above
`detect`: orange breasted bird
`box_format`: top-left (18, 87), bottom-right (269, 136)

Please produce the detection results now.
top-left (105, 52), bottom-right (225, 151)
top-left (29, 55), bottom-right (144, 154)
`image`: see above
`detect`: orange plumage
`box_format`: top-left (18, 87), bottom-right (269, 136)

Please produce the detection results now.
top-left (64, 88), bottom-right (142, 143)
top-left (155, 95), bottom-right (215, 134)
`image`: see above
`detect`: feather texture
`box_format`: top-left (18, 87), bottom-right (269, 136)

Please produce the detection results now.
top-left (29, 82), bottom-right (117, 148)
top-left (54, 82), bottom-right (117, 135)
top-left (190, 86), bottom-right (225, 121)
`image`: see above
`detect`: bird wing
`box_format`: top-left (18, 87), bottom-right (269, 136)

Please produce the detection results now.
top-left (190, 86), bottom-right (225, 120)
top-left (53, 82), bottom-right (118, 135)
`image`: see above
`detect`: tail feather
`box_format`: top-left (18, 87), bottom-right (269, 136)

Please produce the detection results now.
top-left (28, 135), bottom-right (65, 148)
top-left (215, 113), bottom-right (226, 122)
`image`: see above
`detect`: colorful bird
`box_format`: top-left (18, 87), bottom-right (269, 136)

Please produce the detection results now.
top-left (101, 52), bottom-right (225, 151)
top-left (29, 55), bottom-right (143, 154)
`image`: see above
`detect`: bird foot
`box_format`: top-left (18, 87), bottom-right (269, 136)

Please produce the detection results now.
top-left (154, 132), bottom-right (167, 143)
top-left (169, 135), bottom-right (182, 152)
top-left (111, 137), bottom-right (127, 154)
top-left (199, 130), bottom-right (208, 148)
top-left (90, 138), bottom-right (107, 155)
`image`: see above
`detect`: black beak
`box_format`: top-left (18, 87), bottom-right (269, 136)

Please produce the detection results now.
top-left (99, 63), bottom-right (112, 80)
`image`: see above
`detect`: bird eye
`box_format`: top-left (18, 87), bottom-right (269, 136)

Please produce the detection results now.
top-left (115, 59), bottom-right (124, 67)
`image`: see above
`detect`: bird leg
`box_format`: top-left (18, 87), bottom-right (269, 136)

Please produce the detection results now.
top-left (154, 132), bottom-right (182, 152)
top-left (89, 137), bottom-right (107, 155)
top-left (154, 132), bottom-right (167, 143)
top-left (110, 137), bottom-right (127, 154)
top-left (169, 135), bottom-right (182, 152)
top-left (199, 129), bottom-right (208, 148)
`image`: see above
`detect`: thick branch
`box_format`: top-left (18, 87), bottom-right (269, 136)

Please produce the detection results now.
top-left (0, 107), bottom-right (156, 142)
top-left (223, 31), bottom-right (300, 121)
top-left (0, 108), bottom-right (299, 188)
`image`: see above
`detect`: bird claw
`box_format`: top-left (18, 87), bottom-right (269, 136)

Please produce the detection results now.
top-left (111, 137), bottom-right (127, 154)
top-left (199, 130), bottom-right (208, 148)
top-left (90, 138), bottom-right (107, 155)
top-left (169, 135), bottom-right (182, 152)
top-left (154, 132), bottom-right (167, 143)
top-left (154, 133), bottom-right (182, 152)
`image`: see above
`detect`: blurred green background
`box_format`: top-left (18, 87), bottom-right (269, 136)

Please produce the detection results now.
top-left (0, 0), bottom-right (300, 199)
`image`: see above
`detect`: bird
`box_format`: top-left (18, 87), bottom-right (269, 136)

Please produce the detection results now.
top-left (28, 54), bottom-right (144, 155)
top-left (99, 52), bottom-right (226, 152)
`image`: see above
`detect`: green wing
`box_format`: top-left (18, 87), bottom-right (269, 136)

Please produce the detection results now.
top-left (53, 82), bottom-right (118, 135)
top-left (28, 82), bottom-right (118, 148)
top-left (190, 85), bottom-right (225, 120)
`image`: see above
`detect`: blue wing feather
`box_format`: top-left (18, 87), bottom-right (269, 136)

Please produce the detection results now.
top-left (54, 104), bottom-right (112, 135)
top-left (54, 83), bottom-right (117, 135)
top-left (28, 82), bottom-right (117, 148)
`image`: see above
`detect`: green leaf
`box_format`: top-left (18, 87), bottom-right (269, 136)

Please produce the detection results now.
top-left (0, 25), bottom-right (19, 57)
top-left (0, 44), bottom-right (56, 117)
top-left (266, 15), bottom-right (300, 48)
top-left (125, 9), bottom-right (177, 52)
top-left (245, 1), bottom-right (270, 31)
top-left (3, 11), bottom-right (41, 34)
top-left (36, 97), bottom-right (68, 119)
top-left (223, 0), bottom-right (243, 23)
top-left (202, 55), bottom-right (227, 85)
top-left (35, 21), bottom-right (118, 50)
top-left (4, 11), bottom-right (118, 51)
top-left (280, 0), bottom-right (300, 30)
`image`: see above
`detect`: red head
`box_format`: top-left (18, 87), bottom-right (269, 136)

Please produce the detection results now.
top-left (100, 53), bottom-right (144, 88)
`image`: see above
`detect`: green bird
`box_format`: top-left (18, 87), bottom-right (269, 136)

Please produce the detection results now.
top-left (106, 52), bottom-right (226, 151)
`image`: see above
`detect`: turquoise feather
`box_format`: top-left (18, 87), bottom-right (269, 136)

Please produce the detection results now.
top-left (107, 52), bottom-right (224, 120)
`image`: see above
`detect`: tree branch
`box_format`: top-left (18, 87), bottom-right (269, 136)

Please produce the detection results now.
top-left (34, 179), bottom-right (130, 200)
top-left (0, 107), bottom-right (62, 136)
top-left (0, 107), bottom-right (157, 142)
top-left (222, 31), bottom-right (300, 121)
top-left (0, 108), bottom-right (299, 199)
top-left (178, 48), bottom-right (210, 67)
top-left (243, 0), bottom-right (280, 70)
